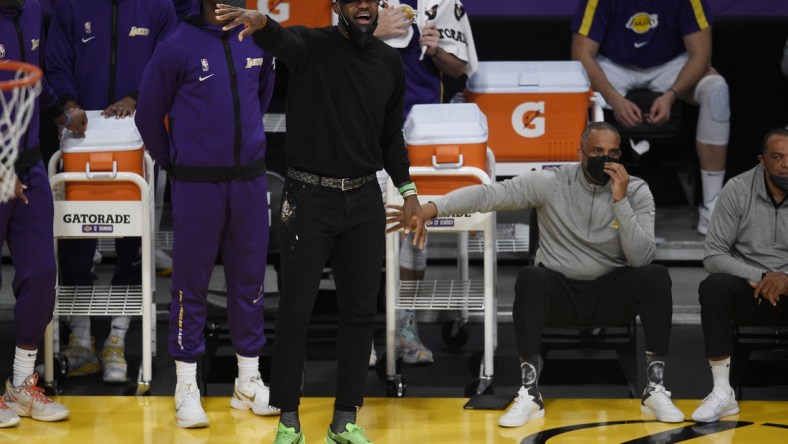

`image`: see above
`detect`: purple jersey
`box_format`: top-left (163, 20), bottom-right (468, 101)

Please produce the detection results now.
top-left (135, 16), bottom-right (275, 171)
top-left (571, 0), bottom-right (714, 69)
top-left (46, 0), bottom-right (177, 108)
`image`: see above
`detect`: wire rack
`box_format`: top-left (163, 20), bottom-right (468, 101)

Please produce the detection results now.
top-left (55, 285), bottom-right (144, 316)
top-left (395, 279), bottom-right (485, 311)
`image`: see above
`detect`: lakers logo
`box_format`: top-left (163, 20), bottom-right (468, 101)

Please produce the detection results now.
top-left (128, 27), bottom-right (150, 37)
top-left (245, 57), bottom-right (264, 68)
top-left (512, 102), bottom-right (546, 138)
top-left (626, 12), bottom-right (659, 34)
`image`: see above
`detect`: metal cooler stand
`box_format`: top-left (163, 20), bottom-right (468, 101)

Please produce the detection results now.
top-left (44, 152), bottom-right (156, 396)
top-left (383, 164), bottom-right (497, 398)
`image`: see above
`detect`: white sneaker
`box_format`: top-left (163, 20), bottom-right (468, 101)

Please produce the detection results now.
top-left (156, 249), bottom-right (173, 277)
top-left (692, 386), bottom-right (739, 423)
top-left (101, 336), bottom-right (128, 383)
top-left (641, 384), bottom-right (685, 423)
top-left (498, 386), bottom-right (545, 427)
top-left (0, 397), bottom-right (20, 428)
top-left (3, 374), bottom-right (69, 422)
top-left (62, 333), bottom-right (100, 377)
top-left (697, 197), bottom-right (717, 236)
top-left (369, 344), bottom-right (377, 368)
top-left (174, 383), bottom-right (209, 428)
top-left (230, 374), bottom-right (279, 416)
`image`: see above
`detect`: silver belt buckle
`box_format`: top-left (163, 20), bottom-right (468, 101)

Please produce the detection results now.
top-left (340, 178), bottom-right (350, 191)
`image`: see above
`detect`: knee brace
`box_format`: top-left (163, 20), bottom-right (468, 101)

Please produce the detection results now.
top-left (694, 74), bottom-right (730, 145)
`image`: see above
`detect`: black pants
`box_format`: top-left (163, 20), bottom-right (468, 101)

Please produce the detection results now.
top-left (512, 264), bottom-right (673, 358)
top-left (699, 273), bottom-right (788, 357)
top-left (270, 179), bottom-right (384, 410)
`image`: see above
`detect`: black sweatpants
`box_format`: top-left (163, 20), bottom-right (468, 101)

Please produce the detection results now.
top-left (699, 273), bottom-right (788, 357)
top-left (512, 264), bottom-right (673, 359)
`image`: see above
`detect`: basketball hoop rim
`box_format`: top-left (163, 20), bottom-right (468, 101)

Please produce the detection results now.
top-left (0, 60), bottom-right (43, 91)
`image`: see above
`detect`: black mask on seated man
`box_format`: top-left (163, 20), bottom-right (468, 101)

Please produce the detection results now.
top-left (584, 155), bottom-right (619, 186)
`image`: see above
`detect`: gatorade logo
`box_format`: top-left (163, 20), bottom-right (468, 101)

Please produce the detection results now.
top-left (259, 0), bottom-right (290, 22)
top-left (512, 101), bottom-right (545, 138)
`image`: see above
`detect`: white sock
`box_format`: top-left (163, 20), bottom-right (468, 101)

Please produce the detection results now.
top-left (175, 360), bottom-right (198, 387)
top-left (68, 316), bottom-right (92, 349)
top-left (13, 347), bottom-right (36, 387)
top-left (109, 316), bottom-right (131, 342)
top-left (700, 169), bottom-right (724, 206)
top-left (237, 354), bottom-right (259, 381)
top-left (710, 357), bottom-right (731, 390)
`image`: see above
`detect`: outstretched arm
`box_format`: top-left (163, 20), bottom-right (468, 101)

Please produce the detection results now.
top-left (215, 3), bottom-right (268, 41)
top-left (386, 201), bottom-right (433, 250)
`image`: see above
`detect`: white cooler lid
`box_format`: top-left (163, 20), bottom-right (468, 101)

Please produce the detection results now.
top-left (61, 110), bottom-right (143, 152)
top-left (404, 103), bottom-right (488, 145)
top-left (466, 61), bottom-right (590, 93)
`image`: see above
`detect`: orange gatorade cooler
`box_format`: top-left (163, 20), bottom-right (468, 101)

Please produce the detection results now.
top-left (61, 110), bottom-right (144, 201)
top-left (404, 103), bottom-right (488, 195)
top-left (465, 61), bottom-right (593, 162)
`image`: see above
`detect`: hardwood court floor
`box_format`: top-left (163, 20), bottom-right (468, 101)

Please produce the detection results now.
top-left (3, 397), bottom-right (788, 443)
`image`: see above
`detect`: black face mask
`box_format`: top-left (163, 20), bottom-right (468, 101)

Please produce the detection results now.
top-left (583, 155), bottom-right (618, 185)
top-left (769, 173), bottom-right (788, 194)
top-left (337, 4), bottom-right (378, 48)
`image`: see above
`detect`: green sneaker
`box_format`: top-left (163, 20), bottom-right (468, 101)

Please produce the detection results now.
top-left (325, 423), bottom-right (372, 444)
top-left (274, 422), bottom-right (305, 444)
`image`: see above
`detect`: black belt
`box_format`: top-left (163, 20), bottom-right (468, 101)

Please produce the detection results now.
top-left (172, 156), bottom-right (266, 182)
top-left (287, 168), bottom-right (376, 191)
top-left (14, 147), bottom-right (42, 171)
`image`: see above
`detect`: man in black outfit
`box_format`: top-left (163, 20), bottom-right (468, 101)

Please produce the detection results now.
top-left (217, 1), bottom-right (425, 443)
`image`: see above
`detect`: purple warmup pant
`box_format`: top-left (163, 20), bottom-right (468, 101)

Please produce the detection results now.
top-left (168, 174), bottom-right (270, 362)
top-left (0, 162), bottom-right (56, 347)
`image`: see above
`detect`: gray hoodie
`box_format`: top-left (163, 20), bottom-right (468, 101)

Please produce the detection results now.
top-left (703, 165), bottom-right (788, 282)
top-left (431, 163), bottom-right (656, 281)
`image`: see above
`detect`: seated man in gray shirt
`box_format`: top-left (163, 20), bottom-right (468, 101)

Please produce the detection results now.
top-left (692, 127), bottom-right (788, 423)
top-left (390, 121), bottom-right (683, 427)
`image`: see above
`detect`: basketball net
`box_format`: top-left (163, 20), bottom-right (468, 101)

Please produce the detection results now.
top-left (0, 61), bottom-right (42, 203)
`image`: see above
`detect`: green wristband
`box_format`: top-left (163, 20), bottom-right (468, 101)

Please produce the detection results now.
top-left (398, 182), bottom-right (417, 196)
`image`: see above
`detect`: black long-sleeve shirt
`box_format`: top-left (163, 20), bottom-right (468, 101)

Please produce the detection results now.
top-left (252, 18), bottom-right (411, 186)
